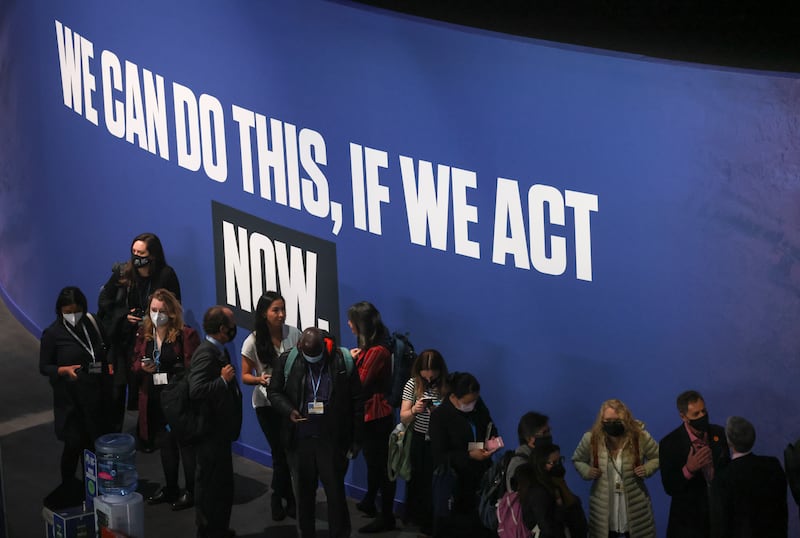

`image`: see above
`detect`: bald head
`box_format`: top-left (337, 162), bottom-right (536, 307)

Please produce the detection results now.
top-left (298, 327), bottom-right (324, 359)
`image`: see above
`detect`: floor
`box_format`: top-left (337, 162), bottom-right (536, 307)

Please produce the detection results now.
top-left (0, 295), bottom-right (422, 537)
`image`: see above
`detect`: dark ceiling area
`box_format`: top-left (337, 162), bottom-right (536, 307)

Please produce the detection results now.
top-left (353, 0), bottom-right (800, 73)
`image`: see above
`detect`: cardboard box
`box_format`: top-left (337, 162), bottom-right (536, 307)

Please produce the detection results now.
top-left (42, 505), bottom-right (95, 538)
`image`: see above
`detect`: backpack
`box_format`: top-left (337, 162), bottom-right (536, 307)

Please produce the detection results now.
top-left (160, 371), bottom-right (206, 444)
top-left (783, 439), bottom-right (800, 506)
top-left (496, 490), bottom-right (531, 538)
top-left (387, 422), bottom-right (413, 481)
top-left (386, 332), bottom-right (416, 408)
top-left (478, 449), bottom-right (517, 530)
top-left (431, 462), bottom-right (458, 521)
top-left (159, 330), bottom-right (203, 444)
top-left (283, 345), bottom-right (354, 377)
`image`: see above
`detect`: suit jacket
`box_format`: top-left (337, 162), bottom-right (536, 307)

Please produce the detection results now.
top-left (188, 340), bottom-right (242, 442)
top-left (660, 423), bottom-right (729, 538)
top-left (711, 453), bottom-right (788, 538)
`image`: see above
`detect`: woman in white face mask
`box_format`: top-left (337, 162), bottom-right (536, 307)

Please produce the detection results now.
top-left (39, 286), bottom-right (113, 498)
top-left (131, 288), bottom-right (200, 511)
top-left (428, 371), bottom-right (501, 538)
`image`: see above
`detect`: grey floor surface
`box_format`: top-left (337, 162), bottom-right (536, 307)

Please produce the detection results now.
top-left (0, 295), bottom-right (422, 537)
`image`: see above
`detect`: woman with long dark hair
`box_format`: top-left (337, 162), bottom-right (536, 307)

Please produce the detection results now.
top-left (241, 292), bottom-right (301, 521)
top-left (132, 288), bottom-right (200, 510)
top-left (40, 286), bottom-right (113, 493)
top-left (515, 444), bottom-right (588, 538)
top-left (399, 349), bottom-right (449, 535)
top-left (347, 300), bottom-right (396, 533)
top-left (99, 232), bottom-right (181, 427)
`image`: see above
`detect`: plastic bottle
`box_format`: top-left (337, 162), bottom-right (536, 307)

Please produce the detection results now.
top-left (95, 433), bottom-right (138, 496)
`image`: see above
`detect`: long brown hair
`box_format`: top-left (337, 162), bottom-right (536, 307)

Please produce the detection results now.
top-left (142, 288), bottom-right (184, 343)
top-left (411, 349), bottom-right (449, 400)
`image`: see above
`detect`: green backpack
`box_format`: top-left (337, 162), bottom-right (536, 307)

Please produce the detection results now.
top-left (388, 422), bottom-right (413, 481)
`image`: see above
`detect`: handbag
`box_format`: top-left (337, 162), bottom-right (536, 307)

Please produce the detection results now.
top-left (387, 422), bottom-right (413, 481)
top-left (431, 460), bottom-right (458, 520)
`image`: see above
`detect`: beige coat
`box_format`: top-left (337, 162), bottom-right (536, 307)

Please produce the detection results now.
top-left (572, 426), bottom-right (659, 538)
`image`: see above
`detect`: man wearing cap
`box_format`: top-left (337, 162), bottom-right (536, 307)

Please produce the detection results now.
top-left (269, 327), bottom-right (364, 538)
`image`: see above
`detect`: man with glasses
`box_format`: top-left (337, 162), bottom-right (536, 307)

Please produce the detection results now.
top-left (659, 390), bottom-right (729, 538)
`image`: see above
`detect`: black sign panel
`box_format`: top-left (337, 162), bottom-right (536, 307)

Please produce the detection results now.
top-left (211, 201), bottom-right (340, 341)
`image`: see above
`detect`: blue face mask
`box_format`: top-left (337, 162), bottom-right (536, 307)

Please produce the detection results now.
top-left (303, 351), bottom-right (323, 364)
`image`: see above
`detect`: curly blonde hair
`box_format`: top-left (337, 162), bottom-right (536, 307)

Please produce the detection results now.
top-left (589, 399), bottom-right (643, 457)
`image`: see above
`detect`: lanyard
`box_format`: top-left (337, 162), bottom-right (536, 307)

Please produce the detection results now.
top-left (63, 320), bottom-right (96, 362)
top-left (152, 328), bottom-right (162, 371)
top-left (308, 364), bottom-right (326, 402)
top-left (468, 419), bottom-right (477, 442)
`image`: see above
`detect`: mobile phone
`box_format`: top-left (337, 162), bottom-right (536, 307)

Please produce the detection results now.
top-left (486, 436), bottom-right (505, 451)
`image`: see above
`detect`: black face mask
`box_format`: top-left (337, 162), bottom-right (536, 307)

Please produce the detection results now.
top-left (534, 435), bottom-right (554, 449)
top-left (689, 414), bottom-right (710, 433)
top-left (603, 421), bottom-right (625, 437)
top-left (132, 255), bottom-right (150, 268)
top-left (548, 462), bottom-right (566, 478)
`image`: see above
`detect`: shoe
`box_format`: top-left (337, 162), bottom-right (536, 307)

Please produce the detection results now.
top-left (171, 491), bottom-right (194, 511)
top-left (271, 494), bottom-right (286, 521)
top-left (285, 497), bottom-right (296, 519)
top-left (147, 487), bottom-right (178, 505)
top-left (356, 499), bottom-right (377, 518)
top-left (358, 516), bottom-right (396, 533)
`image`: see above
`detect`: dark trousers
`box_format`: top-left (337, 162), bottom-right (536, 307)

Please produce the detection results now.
top-left (255, 405), bottom-right (294, 503)
top-left (405, 431), bottom-right (434, 530)
top-left (361, 415), bottom-right (397, 518)
top-left (154, 427), bottom-right (196, 493)
top-left (195, 435), bottom-right (233, 537)
top-left (60, 422), bottom-right (93, 483)
top-left (287, 436), bottom-right (350, 538)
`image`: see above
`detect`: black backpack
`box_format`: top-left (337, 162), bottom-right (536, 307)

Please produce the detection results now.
top-left (160, 349), bottom-right (206, 445)
top-left (386, 332), bottom-right (416, 408)
top-left (478, 449), bottom-right (517, 530)
top-left (160, 371), bottom-right (206, 444)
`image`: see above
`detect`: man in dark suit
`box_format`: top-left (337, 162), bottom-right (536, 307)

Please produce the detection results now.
top-left (711, 416), bottom-right (787, 538)
top-left (659, 390), bottom-right (729, 538)
top-left (269, 327), bottom-right (363, 538)
top-left (188, 306), bottom-right (243, 538)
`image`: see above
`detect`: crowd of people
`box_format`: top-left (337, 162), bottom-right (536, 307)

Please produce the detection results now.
top-left (38, 233), bottom-right (793, 538)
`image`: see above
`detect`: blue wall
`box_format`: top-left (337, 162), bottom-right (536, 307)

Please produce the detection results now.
top-left (2, 1), bottom-right (799, 533)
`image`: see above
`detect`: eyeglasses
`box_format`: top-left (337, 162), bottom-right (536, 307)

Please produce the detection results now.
top-left (545, 456), bottom-right (565, 466)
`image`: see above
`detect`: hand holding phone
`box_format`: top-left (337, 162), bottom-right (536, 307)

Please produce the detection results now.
top-left (485, 436), bottom-right (504, 452)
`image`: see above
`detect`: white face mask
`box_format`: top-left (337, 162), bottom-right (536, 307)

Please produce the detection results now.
top-left (457, 400), bottom-right (477, 413)
top-left (63, 312), bottom-right (83, 326)
top-left (150, 311), bottom-right (169, 327)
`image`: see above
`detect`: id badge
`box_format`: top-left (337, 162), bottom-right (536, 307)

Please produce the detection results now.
top-left (614, 481), bottom-right (624, 493)
top-left (468, 441), bottom-right (485, 451)
top-left (308, 401), bottom-right (325, 415)
top-left (88, 363), bottom-right (102, 375)
top-left (153, 373), bottom-right (168, 386)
